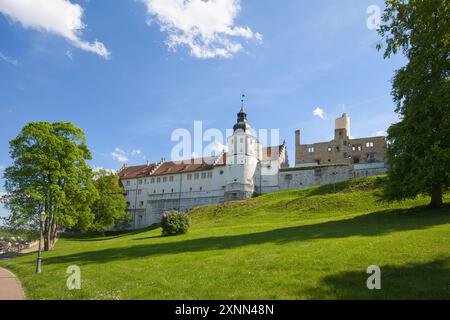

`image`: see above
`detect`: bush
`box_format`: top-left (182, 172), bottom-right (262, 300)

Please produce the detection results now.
top-left (161, 210), bottom-right (191, 236)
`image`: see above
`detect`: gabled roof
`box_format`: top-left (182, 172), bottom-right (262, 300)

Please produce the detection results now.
top-left (118, 144), bottom-right (285, 179)
top-left (118, 153), bottom-right (226, 179)
top-left (118, 163), bottom-right (157, 179)
top-left (262, 145), bottom-right (285, 161)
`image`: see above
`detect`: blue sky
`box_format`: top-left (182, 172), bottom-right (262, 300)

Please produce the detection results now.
top-left (0, 0), bottom-right (405, 218)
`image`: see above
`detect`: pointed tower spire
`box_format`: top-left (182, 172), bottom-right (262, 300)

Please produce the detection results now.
top-left (233, 94), bottom-right (251, 132)
top-left (240, 94), bottom-right (245, 112)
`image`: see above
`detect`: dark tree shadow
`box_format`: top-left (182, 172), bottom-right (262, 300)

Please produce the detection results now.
top-left (62, 224), bottom-right (161, 242)
top-left (305, 258), bottom-right (450, 300)
top-left (43, 205), bottom-right (450, 266)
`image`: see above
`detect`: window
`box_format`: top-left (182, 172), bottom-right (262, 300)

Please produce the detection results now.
top-left (151, 178), bottom-right (155, 184)
top-left (138, 179), bottom-right (143, 185)
top-left (163, 177), bottom-right (167, 183)
top-left (220, 170), bottom-right (224, 175)
top-left (327, 147), bottom-right (332, 152)
top-left (366, 141), bottom-right (374, 148)
top-left (162, 189), bottom-right (165, 193)
top-left (171, 188), bottom-right (174, 193)
top-left (137, 190), bottom-right (142, 195)
top-left (189, 187), bottom-right (193, 191)
top-left (207, 172), bottom-right (213, 178)
top-left (139, 201), bottom-right (144, 207)
top-left (169, 176), bottom-right (174, 182)
top-left (187, 174), bottom-right (192, 180)
top-left (201, 172), bottom-right (207, 179)
top-left (200, 187), bottom-right (203, 191)
top-left (308, 147), bottom-right (315, 153)
top-left (194, 173), bottom-right (199, 180)
top-left (126, 181), bottom-right (130, 186)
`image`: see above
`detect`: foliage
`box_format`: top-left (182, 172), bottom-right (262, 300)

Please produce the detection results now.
top-left (377, 0), bottom-right (450, 207)
top-left (0, 225), bottom-right (39, 242)
top-left (0, 177), bottom-right (448, 299)
top-left (2, 122), bottom-right (98, 250)
top-left (90, 170), bottom-right (129, 232)
top-left (161, 210), bottom-right (191, 236)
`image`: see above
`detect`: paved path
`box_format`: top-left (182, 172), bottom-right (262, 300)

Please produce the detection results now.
top-left (0, 268), bottom-right (25, 300)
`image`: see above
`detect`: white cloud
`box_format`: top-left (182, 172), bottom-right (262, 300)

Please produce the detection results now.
top-left (131, 149), bottom-right (142, 157)
top-left (0, 165), bottom-right (5, 172)
top-left (313, 107), bottom-right (325, 120)
top-left (111, 148), bottom-right (129, 163)
top-left (65, 50), bottom-right (73, 60)
top-left (0, 51), bottom-right (18, 65)
top-left (92, 166), bottom-right (117, 174)
top-left (143, 0), bottom-right (262, 59)
top-left (374, 130), bottom-right (387, 137)
top-left (0, 0), bottom-right (110, 58)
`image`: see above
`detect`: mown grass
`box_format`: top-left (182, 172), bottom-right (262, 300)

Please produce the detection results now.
top-left (1, 176), bottom-right (449, 300)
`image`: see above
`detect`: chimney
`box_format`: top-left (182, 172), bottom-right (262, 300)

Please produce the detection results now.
top-left (295, 130), bottom-right (301, 146)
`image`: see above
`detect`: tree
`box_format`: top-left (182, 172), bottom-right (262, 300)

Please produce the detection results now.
top-left (90, 170), bottom-right (129, 232)
top-left (377, 0), bottom-right (450, 207)
top-left (3, 122), bottom-right (98, 250)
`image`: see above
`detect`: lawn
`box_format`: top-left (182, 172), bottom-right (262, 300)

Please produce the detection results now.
top-left (1, 176), bottom-right (449, 300)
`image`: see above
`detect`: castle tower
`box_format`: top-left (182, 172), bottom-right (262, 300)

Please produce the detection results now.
top-left (225, 103), bottom-right (260, 201)
top-left (335, 113), bottom-right (351, 139)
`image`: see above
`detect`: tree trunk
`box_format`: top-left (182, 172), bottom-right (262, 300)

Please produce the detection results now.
top-left (430, 184), bottom-right (443, 208)
top-left (43, 223), bottom-right (57, 251)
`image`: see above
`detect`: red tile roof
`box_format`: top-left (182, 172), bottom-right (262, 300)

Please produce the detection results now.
top-left (118, 153), bottom-right (226, 179)
top-left (118, 145), bottom-right (284, 179)
top-left (118, 163), bottom-right (157, 179)
top-left (262, 145), bottom-right (285, 161)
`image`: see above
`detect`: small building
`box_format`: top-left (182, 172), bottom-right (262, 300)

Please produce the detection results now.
top-left (295, 113), bottom-right (386, 168)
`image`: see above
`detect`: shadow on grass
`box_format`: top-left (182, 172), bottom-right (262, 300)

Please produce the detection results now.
top-left (62, 224), bottom-right (161, 242)
top-left (43, 205), bottom-right (450, 266)
top-left (306, 258), bottom-right (450, 300)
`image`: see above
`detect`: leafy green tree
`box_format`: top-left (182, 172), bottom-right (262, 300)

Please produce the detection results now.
top-left (90, 170), bottom-right (129, 232)
top-left (3, 122), bottom-right (98, 250)
top-left (377, 0), bottom-right (450, 207)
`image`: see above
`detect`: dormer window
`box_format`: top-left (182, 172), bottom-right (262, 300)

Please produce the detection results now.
top-left (366, 141), bottom-right (374, 148)
top-left (308, 147), bottom-right (315, 153)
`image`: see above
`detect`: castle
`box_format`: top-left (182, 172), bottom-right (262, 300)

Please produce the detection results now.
top-left (119, 107), bottom-right (387, 229)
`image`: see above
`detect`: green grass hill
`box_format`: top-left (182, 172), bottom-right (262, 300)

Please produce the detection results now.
top-left (1, 176), bottom-right (449, 299)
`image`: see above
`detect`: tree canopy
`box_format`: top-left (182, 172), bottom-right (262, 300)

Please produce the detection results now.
top-left (90, 170), bottom-right (129, 233)
top-left (378, 0), bottom-right (450, 207)
top-left (3, 122), bottom-right (98, 250)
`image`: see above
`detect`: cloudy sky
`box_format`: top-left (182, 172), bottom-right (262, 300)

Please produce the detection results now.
top-left (0, 0), bottom-right (405, 218)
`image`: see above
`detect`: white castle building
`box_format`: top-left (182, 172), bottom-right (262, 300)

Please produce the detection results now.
top-left (119, 107), bottom-right (386, 229)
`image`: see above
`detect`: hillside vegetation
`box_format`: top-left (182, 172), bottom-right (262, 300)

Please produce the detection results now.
top-left (1, 176), bottom-right (449, 299)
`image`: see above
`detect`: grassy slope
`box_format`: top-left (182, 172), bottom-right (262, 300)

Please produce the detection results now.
top-left (1, 176), bottom-right (449, 300)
